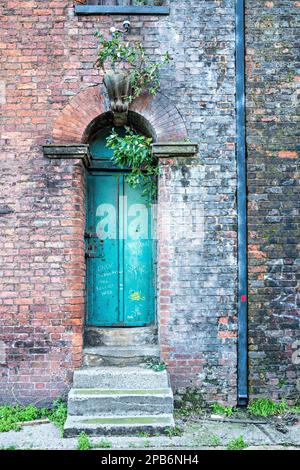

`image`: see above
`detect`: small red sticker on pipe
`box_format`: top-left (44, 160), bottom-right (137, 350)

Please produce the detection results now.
top-left (241, 295), bottom-right (246, 302)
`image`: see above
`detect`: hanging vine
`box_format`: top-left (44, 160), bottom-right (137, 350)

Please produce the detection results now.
top-left (106, 127), bottom-right (158, 202)
top-left (95, 32), bottom-right (171, 199)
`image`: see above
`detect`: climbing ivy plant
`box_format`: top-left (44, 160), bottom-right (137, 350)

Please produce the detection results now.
top-left (95, 31), bottom-right (171, 102)
top-left (106, 127), bottom-right (158, 201)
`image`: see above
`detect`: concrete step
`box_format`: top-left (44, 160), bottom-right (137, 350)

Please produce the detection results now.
top-left (84, 326), bottom-right (158, 347)
top-left (83, 346), bottom-right (160, 367)
top-left (73, 366), bottom-right (170, 390)
top-left (67, 388), bottom-right (174, 416)
top-left (64, 414), bottom-right (175, 437)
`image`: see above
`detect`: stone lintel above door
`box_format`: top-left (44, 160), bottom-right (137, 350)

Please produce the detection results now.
top-left (152, 142), bottom-right (198, 161)
top-left (43, 144), bottom-right (91, 168)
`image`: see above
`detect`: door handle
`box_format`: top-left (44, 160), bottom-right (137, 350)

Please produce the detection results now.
top-left (85, 240), bottom-right (96, 258)
top-left (84, 231), bottom-right (92, 239)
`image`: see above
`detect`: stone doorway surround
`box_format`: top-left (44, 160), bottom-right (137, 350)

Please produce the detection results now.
top-left (42, 85), bottom-right (198, 376)
top-left (43, 141), bottom-right (198, 368)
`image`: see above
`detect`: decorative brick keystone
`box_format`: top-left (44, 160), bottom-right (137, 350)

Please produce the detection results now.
top-left (152, 142), bottom-right (198, 158)
top-left (43, 144), bottom-right (91, 167)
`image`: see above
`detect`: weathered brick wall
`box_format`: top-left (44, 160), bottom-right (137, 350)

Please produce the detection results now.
top-left (158, 154), bottom-right (237, 405)
top-left (246, 1), bottom-right (300, 402)
top-left (0, 0), bottom-right (237, 404)
top-left (140, 0), bottom-right (238, 404)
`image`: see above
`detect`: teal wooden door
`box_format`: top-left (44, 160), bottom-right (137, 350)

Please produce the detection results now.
top-left (86, 172), bottom-right (155, 327)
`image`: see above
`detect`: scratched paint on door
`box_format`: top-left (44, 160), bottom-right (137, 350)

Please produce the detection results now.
top-left (86, 172), bottom-right (155, 327)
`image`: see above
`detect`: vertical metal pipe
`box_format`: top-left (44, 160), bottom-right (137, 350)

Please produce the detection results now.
top-left (236, 0), bottom-right (248, 406)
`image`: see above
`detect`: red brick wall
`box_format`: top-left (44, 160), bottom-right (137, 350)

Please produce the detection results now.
top-left (0, 1), bottom-right (187, 404)
top-left (0, 4), bottom-right (87, 404)
top-left (0, 154), bottom-right (86, 405)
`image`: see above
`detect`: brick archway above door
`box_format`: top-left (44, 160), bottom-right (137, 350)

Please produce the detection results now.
top-left (52, 85), bottom-right (187, 144)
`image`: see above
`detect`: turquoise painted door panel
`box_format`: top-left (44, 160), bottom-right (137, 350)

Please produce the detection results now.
top-left (124, 180), bottom-right (155, 326)
top-left (86, 174), bottom-right (120, 326)
top-left (86, 172), bottom-right (155, 327)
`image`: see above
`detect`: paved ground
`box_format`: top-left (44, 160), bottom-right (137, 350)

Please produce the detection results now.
top-left (0, 415), bottom-right (299, 450)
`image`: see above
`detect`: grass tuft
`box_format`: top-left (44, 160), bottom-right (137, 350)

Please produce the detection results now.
top-left (165, 425), bottom-right (182, 437)
top-left (226, 436), bottom-right (248, 451)
top-left (47, 398), bottom-right (68, 434)
top-left (211, 403), bottom-right (234, 417)
top-left (145, 358), bottom-right (166, 372)
top-left (77, 432), bottom-right (92, 450)
top-left (0, 404), bottom-right (45, 433)
top-left (247, 398), bottom-right (288, 417)
top-left (0, 399), bottom-right (67, 434)
top-left (206, 434), bottom-right (222, 447)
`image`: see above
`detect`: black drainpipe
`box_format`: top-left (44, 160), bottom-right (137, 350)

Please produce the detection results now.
top-left (236, 0), bottom-right (248, 406)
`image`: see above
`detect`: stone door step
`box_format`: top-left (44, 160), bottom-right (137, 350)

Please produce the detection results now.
top-left (73, 366), bottom-right (169, 389)
top-left (83, 346), bottom-right (160, 367)
top-left (64, 347), bottom-right (175, 437)
top-left (72, 388), bottom-right (171, 395)
top-left (68, 388), bottom-right (174, 416)
top-left (64, 414), bottom-right (175, 437)
top-left (84, 326), bottom-right (158, 347)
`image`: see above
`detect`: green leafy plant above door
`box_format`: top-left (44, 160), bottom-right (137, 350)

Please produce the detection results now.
top-left (106, 127), bottom-right (158, 202)
top-left (94, 30), bottom-right (171, 125)
top-left (95, 30), bottom-right (171, 103)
